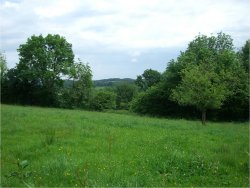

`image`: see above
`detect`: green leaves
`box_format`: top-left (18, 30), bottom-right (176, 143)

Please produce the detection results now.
top-left (90, 90), bottom-right (116, 111)
top-left (135, 69), bottom-right (161, 91)
top-left (168, 33), bottom-right (249, 122)
top-left (115, 83), bottom-right (138, 110)
top-left (15, 34), bottom-right (75, 106)
top-left (0, 51), bottom-right (7, 79)
top-left (172, 63), bottom-right (228, 110)
top-left (5, 160), bottom-right (33, 187)
top-left (59, 59), bottom-right (93, 109)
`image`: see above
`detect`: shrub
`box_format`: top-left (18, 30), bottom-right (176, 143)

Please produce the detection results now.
top-left (89, 90), bottom-right (116, 111)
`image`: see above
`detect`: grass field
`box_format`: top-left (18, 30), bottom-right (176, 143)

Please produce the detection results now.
top-left (1, 104), bottom-right (249, 187)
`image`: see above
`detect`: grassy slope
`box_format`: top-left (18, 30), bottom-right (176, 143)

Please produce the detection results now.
top-left (1, 104), bottom-right (249, 187)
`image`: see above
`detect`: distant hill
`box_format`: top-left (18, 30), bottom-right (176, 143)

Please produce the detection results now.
top-left (93, 78), bottom-right (135, 87)
top-left (64, 78), bottom-right (135, 88)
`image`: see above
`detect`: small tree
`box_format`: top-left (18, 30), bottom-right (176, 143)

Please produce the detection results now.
top-left (70, 59), bottom-right (93, 108)
top-left (89, 90), bottom-right (116, 111)
top-left (0, 52), bottom-right (8, 102)
top-left (0, 52), bottom-right (7, 80)
top-left (171, 63), bottom-right (229, 124)
top-left (58, 59), bottom-right (93, 109)
top-left (115, 83), bottom-right (137, 109)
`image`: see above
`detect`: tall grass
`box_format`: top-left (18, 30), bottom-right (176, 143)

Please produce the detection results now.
top-left (1, 104), bottom-right (249, 187)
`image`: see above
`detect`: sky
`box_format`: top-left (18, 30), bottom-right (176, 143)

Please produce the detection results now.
top-left (0, 0), bottom-right (249, 80)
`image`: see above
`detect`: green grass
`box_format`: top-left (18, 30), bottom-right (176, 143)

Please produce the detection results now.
top-left (1, 104), bottom-right (249, 187)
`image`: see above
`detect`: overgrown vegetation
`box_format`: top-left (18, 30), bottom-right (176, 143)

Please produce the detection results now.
top-left (1, 105), bottom-right (249, 187)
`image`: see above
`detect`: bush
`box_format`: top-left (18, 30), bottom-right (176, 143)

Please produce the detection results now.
top-left (89, 90), bottom-right (116, 111)
top-left (130, 83), bottom-right (199, 119)
top-left (115, 83), bottom-right (138, 110)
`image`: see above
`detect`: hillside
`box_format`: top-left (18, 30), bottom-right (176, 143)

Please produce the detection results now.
top-left (64, 78), bottom-right (135, 88)
top-left (93, 78), bottom-right (135, 87)
top-left (1, 105), bottom-right (249, 187)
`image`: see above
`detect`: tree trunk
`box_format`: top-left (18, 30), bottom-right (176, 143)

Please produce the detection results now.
top-left (202, 109), bottom-right (206, 125)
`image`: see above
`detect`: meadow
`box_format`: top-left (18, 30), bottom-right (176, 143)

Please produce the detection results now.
top-left (1, 104), bottom-right (249, 187)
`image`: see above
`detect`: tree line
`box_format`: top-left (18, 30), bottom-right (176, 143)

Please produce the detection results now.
top-left (0, 33), bottom-right (249, 123)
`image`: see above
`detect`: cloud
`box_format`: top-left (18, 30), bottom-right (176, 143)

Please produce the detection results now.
top-left (129, 51), bottom-right (141, 63)
top-left (131, 58), bottom-right (138, 63)
top-left (2, 1), bottom-right (19, 9)
top-left (1, 0), bottom-right (249, 79)
top-left (34, 0), bottom-right (83, 19)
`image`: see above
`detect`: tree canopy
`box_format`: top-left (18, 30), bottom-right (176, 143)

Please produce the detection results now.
top-left (135, 69), bottom-right (161, 91)
top-left (12, 34), bottom-right (75, 105)
top-left (131, 33), bottom-right (249, 122)
top-left (0, 52), bottom-right (7, 80)
top-left (171, 63), bottom-right (229, 124)
top-left (59, 59), bottom-right (93, 109)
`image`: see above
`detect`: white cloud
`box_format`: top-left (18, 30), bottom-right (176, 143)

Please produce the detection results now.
top-left (62, 0), bottom-right (249, 49)
top-left (2, 1), bottom-right (19, 9)
top-left (34, 0), bottom-right (82, 18)
top-left (131, 58), bottom-right (138, 63)
top-left (131, 51), bottom-right (141, 57)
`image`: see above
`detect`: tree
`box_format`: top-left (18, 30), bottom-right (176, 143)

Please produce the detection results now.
top-left (115, 83), bottom-right (137, 109)
top-left (218, 39), bottom-right (249, 120)
top-left (59, 59), bottom-right (93, 109)
top-left (135, 75), bottom-right (147, 91)
top-left (1, 52), bottom-right (8, 102)
top-left (89, 90), bottom-right (116, 111)
top-left (171, 63), bottom-right (229, 124)
top-left (130, 83), bottom-right (170, 115)
top-left (16, 34), bottom-right (74, 106)
top-left (0, 52), bottom-right (7, 80)
top-left (238, 39), bottom-right (249, 72)
top-left (70, 59), bottom-right (93, 108)
top-left (135, 69), bottom-right (161, 91)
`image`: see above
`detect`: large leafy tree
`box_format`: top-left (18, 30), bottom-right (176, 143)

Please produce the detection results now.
top-left (16, 34), bottom-right (74, 105)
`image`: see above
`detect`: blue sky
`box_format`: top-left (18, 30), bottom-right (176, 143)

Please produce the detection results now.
top-left (1, 0), bottom-right (249, 79)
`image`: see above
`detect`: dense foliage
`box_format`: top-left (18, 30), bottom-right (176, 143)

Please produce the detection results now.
top-left (135, 69), bottom-right (161, 91)
top-left (89, 90), bottom-right (116, 111)
top-left (0, 52), bottom-right (7, 80)
top-left (131, 33), bottom-right (249, 122)
top-left (0, 33), bottom-right (248, 121)
top-left (1, 34), bottom-right (75, 106)
top-left (171, 63), bottom-right (229, 124)
top-left (58, 59), bottom-right (93, 109)
top-left (114, 83), bottom-right (138, 109)
top-left (94, 78), bottom-right (135, 87)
